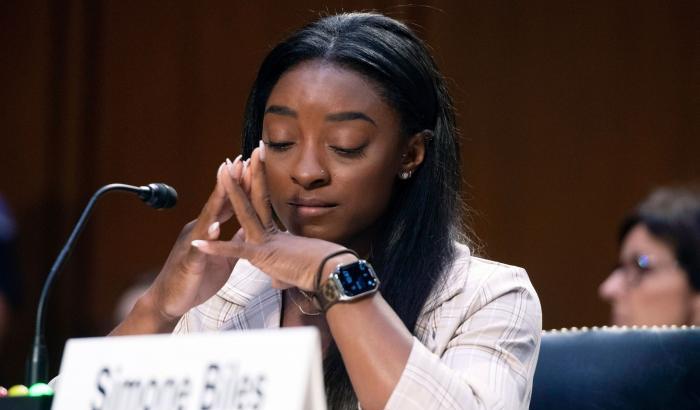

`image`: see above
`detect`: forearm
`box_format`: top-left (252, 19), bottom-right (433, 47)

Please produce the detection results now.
top-left (326, 292), bottom-right (413, 410)
top-left (109, 292), bottom-right (179, 336)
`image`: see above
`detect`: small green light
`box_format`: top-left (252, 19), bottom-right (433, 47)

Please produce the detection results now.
top-left (28, 383), bottom-right (53, 397)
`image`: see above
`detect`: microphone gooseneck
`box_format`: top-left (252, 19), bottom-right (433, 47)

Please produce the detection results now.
top-left (27, 182), bottom-right (177, 385)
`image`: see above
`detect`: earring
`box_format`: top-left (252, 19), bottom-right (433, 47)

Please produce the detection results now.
top-left (399, 170), bottom-right (412, 180)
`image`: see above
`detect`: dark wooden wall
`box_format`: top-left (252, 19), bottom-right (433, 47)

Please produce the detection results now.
top-left (1, 0), bottom-right (697, 383)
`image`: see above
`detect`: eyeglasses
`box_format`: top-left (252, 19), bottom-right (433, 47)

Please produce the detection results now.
top-left (613, 254), bottom-right (679, 288)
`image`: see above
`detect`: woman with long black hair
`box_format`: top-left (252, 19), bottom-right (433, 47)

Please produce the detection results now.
top-left (113, 12), bottom-right (542, 409)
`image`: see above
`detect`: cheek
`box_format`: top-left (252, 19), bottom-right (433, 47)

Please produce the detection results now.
top-left (264, 165), bottom-right (288, 206)
top-left (261, 154), bottom-right (400, 240)
top-left (336, 162), bottom-right (396, 205)
top-left (629, 275), bottom-right (691, 323)
top-left (642, 273), bottom-right (691, 301)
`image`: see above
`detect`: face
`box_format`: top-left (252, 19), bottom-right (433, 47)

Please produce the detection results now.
top-left (599, 223), bottom-right (695, 325)
top-left (261, 61), bottom-right (414, 251)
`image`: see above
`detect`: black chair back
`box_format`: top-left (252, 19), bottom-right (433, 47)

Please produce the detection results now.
top-left (531, 326), bottom-right (700, 410)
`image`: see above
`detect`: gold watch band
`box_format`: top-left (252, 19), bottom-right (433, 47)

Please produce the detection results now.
top-left (316, 279), bottom-right (342, 311)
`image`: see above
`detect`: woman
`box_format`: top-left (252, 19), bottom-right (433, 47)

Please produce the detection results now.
top-left (599, 186), bottom-right (700, 326)
top-left (113, 13), bottom-right (542, 409)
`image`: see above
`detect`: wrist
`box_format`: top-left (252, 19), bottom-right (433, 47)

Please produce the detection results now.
top-left (134, 291), bottom-right (180, 333)
top-left (314, 257), bottom-right (380, 312)
top-left (319, 254), bottom-right (360, 286)
top-left (313, 248), bottom-right (361, 292)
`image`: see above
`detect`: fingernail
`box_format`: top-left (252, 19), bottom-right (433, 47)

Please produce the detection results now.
top-left (207, 221), bottom-right (220, 237)
top-left (225, 158), bottom-right (233, 175)
top-left (259, 140), bottom-right (266, 162)
top-left (232, 158), bottom-right (243, 180)
top-left (217, 162), bottom-right (225, 177)
top-left (227, 156), bottom-right (240, 179)
top-left (191, 240), bottom-right (206, 248)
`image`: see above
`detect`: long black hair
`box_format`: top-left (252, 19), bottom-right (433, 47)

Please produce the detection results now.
top-left (241, 12), bottom-right (466, 409)
top-left (619, 186), bottom-right (700, 291)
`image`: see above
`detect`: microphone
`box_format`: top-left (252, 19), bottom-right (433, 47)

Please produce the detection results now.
top-left (136, 183), bottom-right (178, 209)
top-left (27, 182), bottom-right (177, 385)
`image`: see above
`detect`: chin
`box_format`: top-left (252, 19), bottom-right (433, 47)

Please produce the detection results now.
top-left (286, 223), bottom-right (339, 241)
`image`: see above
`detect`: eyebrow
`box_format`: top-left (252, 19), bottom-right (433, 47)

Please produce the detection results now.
top-left (265, 105), bottom-right (376, 126)
top-left (326, 111), bottom-right (376, 126)
top-left (265, 105), bottom-right (297, 117)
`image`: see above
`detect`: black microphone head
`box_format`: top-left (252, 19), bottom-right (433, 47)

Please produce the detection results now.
top-left (140, 183), bottom-right (178, 209)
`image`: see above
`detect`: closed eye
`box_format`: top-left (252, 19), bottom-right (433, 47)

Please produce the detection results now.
top-left (331, 144), bottom-right (367, 158)
top-left (266, 141), bottom-right (294, 152)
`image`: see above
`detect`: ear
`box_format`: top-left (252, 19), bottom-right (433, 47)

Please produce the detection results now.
top-left (398, 130), bottom-right (428, 179)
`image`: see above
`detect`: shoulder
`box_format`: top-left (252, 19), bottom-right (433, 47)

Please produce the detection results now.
top-left (433, 242), bottom-right (538, 297)
top-left (460, 247), bottom-right (536, 297)
top-left (423, 242), bottom-right (541, 325)
top-left (406, 244), bottom-right (542, 409)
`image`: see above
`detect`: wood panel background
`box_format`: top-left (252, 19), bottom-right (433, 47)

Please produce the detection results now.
top-left (1, 0), bottom-right (697, 383)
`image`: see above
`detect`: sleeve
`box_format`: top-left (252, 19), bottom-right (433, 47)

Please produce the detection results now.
top-left (384, 267), bottom-right (542, 410)
top-left (173, 292), bottom-right (235, 334)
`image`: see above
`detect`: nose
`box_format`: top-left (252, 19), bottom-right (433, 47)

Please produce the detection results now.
top-left (599, 269), bottom-right (626, 302)
top-left (290, 144), bottom-right (330, 190)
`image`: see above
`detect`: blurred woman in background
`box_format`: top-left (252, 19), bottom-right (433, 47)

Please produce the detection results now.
top-left (599, 186), bottom-right (700, 326)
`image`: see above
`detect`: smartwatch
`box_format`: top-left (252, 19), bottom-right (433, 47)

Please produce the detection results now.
top-left (315, 259), bottom-right (380, 311)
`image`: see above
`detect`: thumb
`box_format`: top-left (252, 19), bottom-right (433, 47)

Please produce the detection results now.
top-left (179, 221), bottom-right (222, 273)
top-left (191, 239), bottom-right (247, 259)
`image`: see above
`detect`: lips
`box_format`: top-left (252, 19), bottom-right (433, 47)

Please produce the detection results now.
top-left (287, 196), bottom-right (337, 217)
top-left (289, 198), bottom-right (336, 207)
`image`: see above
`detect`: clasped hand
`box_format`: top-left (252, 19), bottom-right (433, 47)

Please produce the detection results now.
top-left (146, 143), bottom-right (346, 324)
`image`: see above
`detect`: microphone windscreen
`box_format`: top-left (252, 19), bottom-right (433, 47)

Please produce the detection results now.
top-left (143, 183), bottom-right (178, 209)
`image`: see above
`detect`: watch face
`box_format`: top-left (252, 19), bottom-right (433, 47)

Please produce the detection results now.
top-left (338, 261), bottom-right (378, 297)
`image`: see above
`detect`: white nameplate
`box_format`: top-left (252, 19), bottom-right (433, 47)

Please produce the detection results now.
top-left (51, 327), bottom-right (326, 410)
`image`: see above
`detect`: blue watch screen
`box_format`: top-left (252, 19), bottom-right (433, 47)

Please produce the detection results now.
top-left (338, 261), bottom-right (378, 296)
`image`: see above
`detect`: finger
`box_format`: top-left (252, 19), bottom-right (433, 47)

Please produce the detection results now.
top-left (191, 239), bottom-right (247, 259)
top-left (241, 158), bottom-right (252, 194)
top-left (249, 143), bottom-right (274, 230)
top-left (207, 221), bottom-right (220, 240)
top-left (192, 161), bottom-right (235, 237)
top-left (212, 156), bottom-right (241, 222)
top-left (232, 227), bottom-right (246, 241)
top-left (223, 158), bottom-right (266, 242)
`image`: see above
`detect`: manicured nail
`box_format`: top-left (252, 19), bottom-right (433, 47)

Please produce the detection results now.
top-left (191, 240), bottom-right (206, 248)
top-left (225, 158), bottom-right (234, 178)
top-left (207, 221), bottom-right (220, 237)
top-left (259, 140), bottom-right (266, 162)
top-left (233, 156), bottom-right (243, 180)
top-left (227, 155), bottom-right (241, 180)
